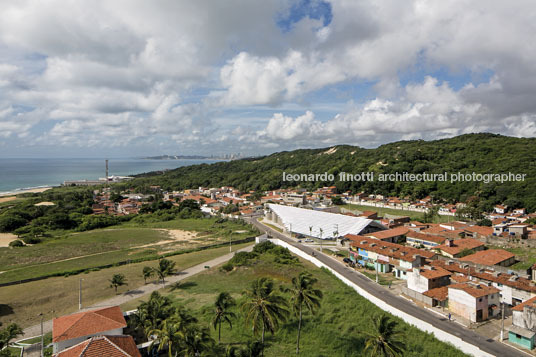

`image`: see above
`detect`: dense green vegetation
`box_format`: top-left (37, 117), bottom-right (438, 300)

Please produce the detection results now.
top-left (126, 242), bottom-right (466, 356)
top-left (123, 133), bottom-right (536, 212)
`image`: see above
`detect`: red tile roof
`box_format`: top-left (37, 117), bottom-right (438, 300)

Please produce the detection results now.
top-left (55, 335), bottom-right (140, 357)
top-left (365, 227), bottom-right (409, 240)
top-left (464, 226), bottom-right (493, 237)
top-left (346, 234), bottom-right (435, 262)
top-left (448, 282), bottom-right (500, 298)
top-left (459, 249), bottom-right (515, 266)
top-left (53, 307), bottom-right (126, 343)
top-left (406, 231), bottom-right (446, 245)
top-left (512, 296), bottom-right (536, 312)
top-left (435, 239), bottom-right (485, 256)
top-left (423, 286), bottom-right (449, 301)
top-left (417, 266), bottom-right (451, 279)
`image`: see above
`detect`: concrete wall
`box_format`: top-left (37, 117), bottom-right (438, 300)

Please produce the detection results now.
top-left (407, 270), bottom-right (429, 293)
top-left (448, 288), bottom-right (476, 322)
top-left (401, 286), bottom-right (435, 306)
top-left (269, 239), bottom-right (494, 357)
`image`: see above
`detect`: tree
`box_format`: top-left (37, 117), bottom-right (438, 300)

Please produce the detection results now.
top-left (0, 323), bottom-right (23, 350)
top-left (241, 278), bottom-right (289, 347)
top-left (212, 292), bottom-right (237, 343)
top-left (331, 196), bottom-right (344, 205)
top-left (281, 272), bottom-right (323, 354)
top-left (362, 314), bottom-right (406, 357)
top-left (143, 266), bottom-right (154, 284)
top-left (109, 273), bottom-right (127, 293)
top-left (152, 258), bottom-right (177, 286)
top-left (148, 318), bottom-right (183, 357)
top-left (130, 292), bottom-right (174, 339)
top-left (180, 326), bottom-right (215, 357)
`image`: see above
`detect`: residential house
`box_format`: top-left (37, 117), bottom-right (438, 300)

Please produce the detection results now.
top-left (54, 335), bottom-right (141, 357)
top-left (460, 249), bottom-right (516, 267)
top-left (509, 296), bottom-right (536, 350)
top-left (464, 226), bottom-right (493, 239)
top-left (495, 205), bottom-right (508, 214)
top-left (509, 224), bottom-right (529, 239)
top-left (346, 234), bottom-right (436, 280)
top-left (405, 231), bottom-right (446, 248)
top-left (52, 306), bottom-right (127, 354)
top-left (407, 266), bottom-right (451, 293)
top-left (365, 227), bottom-right (409, 243)
top-left (434, 238), bottom-right (485, 258)
top-left (448, 282), bottom-right (500, 322)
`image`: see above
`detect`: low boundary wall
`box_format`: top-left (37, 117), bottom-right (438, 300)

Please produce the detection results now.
top-left (269, 238), bottom-right (494, 357)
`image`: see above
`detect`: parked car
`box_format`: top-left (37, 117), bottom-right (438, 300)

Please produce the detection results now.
top-left (304, 238), bottom-right (314, 243)
top-left (343, 257), bottom-right (352, 264)
top-left (297, 239), bottom-right (302, 243)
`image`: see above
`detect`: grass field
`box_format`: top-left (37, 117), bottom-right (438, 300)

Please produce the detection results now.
top-left (343, 203), bottom-right (453, 223)
top-left (496, 246), bottom-right (536, 270)
top-left (121, 250), bottom-right (466, 356)
top-left (0, 242), bottom-right (253, 329)
top-left (0, 217), bottom-right (259, 284)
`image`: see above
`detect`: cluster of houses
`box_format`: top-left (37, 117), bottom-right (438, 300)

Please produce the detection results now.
top-left (51, 306), bottom-right (141, 356)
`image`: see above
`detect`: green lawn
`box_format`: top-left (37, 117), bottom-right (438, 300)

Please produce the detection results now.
top-left (0, 218), bottom-right (259, 284)
top-left (494, 246), bottom-right (536, 270)
top-left (131, 250), bottom-right (466, 356)
top-left (0, 242), bottom-right (253, 329)
top-left (342, 204), bottom-right (453, 223)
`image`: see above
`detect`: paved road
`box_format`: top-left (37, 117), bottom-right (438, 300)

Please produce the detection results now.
top-left (20, 245), bottom-right (253, 340)
top-left (247, 217), bottom-right (528, 357)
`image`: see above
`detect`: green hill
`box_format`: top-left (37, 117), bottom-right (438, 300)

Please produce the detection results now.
top-left (125, 133), bottom-right (536, 212)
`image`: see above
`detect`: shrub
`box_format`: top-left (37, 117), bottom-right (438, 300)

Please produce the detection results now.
top-left (22, 236), bottom-right (42, 244)
top-left (253, 240), bottom-right (276, 254)
top-left (220, 262), bottom-right (234, 272)
top-left (9, 239), bottom-right (24, 247)
top-left (229, 251), bottom-right (258, 266)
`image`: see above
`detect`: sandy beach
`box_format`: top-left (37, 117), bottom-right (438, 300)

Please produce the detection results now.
top-left (0, 186), bottom-right (53, 198)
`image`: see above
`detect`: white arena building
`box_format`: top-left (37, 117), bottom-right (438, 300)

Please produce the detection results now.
top-left (266, 204), bottom-right (385, 239)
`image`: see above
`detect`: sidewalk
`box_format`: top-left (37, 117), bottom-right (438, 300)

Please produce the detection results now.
top-left (19, 244), bottom-right (253, 339)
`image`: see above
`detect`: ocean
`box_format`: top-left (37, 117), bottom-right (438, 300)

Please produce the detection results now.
top-left (0, 158), bottom-right (221, 194)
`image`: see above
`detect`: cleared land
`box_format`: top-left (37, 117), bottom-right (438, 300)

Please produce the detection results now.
top-left (0, 242), bottom-right (252, 329)
top-left (0, 233), bottom-right (18, 247)
top-left (343, 203), bottom-right (453, 223)
top-left (121, 250), bottom-right (465, 356)
top-left (0, 218), bottom-right (258, 284)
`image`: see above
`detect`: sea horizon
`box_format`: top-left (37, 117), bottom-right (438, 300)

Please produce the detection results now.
top-left (0, 157), bottom-right (222, 194)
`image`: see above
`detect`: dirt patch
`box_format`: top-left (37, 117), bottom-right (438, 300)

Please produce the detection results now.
top-left (34, 201), bottom-right (55, 206)
top-left (136, 229), bottom-right (198, 248)
top-left (0, 196), bottom-right (16, 203)
top-left (0, 233), bottom-right (19, 247)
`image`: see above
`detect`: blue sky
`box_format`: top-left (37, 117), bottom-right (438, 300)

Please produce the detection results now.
top-left (0, 0), bottom-right (535, 158)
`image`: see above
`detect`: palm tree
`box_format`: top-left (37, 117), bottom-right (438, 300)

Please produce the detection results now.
top-left (109, 273), bottom-right (127, 293)
top-left (143, 266), bottom-right (154, 284)
top-left (308, 226), bottom-right (313, 238)
top-left (0, 323), bottom-right (23, 350)
top-left (281, 272), bottom-right (323, 354)
top-left (130, 292), bottom-right (174, 338)
top-left (153, 258), bottom-right (177, 286)
top-left (179, 326), bottom-right (215, 357)
top-left (362, 314), bottom-right (406, 357)
top-left (148, 318), bottom-right (184, 357)
top-left (241, 278), bottom-right (289, 346)
top-left (213, 292), bottom-right (237, 343)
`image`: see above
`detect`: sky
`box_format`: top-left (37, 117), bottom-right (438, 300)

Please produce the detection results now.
top-left (0, 0), bottom-right (535, 158)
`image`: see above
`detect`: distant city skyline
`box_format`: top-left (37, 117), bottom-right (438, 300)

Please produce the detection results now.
top-left (1, 1), bottom-right (535, 158)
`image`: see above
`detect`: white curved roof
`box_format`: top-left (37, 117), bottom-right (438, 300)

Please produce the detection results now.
top-left (268, 204), bottom-right (372, 239)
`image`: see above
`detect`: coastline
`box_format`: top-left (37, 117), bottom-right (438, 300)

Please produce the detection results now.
top-left (0, 186), bottom-right (54, 198)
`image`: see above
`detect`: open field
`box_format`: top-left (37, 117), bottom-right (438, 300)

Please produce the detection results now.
top-left (0, 217), bottom-right (259, 284)
top-left (121, 250), bottom-right (465, 357)
top-left (343, 203), bottom-right (453, 223)
top-left (0, 242), bottom-right (253, 329)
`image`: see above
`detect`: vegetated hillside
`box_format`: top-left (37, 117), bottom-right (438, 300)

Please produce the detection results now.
top-left (126, 133), bottom-right (536, 212)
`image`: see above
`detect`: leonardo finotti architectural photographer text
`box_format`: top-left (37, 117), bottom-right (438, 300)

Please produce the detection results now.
top-left (282, 171), bottom-right (527, 184)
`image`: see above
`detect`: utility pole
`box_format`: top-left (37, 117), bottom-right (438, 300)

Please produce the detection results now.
top-left (40, 313), bottom-right (44, 357)
top-left (500, 302), bottom-right (505, 340)
top-left (375, 258), bottom-right (379, 283)
top-left (229, 232), bottom-right (232, 252)
top-left (79, 278), bottom-right (83, 310)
